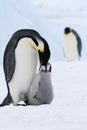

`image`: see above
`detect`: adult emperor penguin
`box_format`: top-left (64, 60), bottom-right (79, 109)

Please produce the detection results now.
top-left (0, 29), bottom-right (50, 106)
top-left (63, 27), bottom-right (82, 61)
top-left (28, 62), bottom-right (53, 105)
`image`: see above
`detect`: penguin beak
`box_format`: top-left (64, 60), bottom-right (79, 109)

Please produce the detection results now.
top-left (32, 45), bottom-right (44, 53)
top-left (38, 47), bottom-right (44, 53)
top-left (37, 43), bottom-right (44, 53)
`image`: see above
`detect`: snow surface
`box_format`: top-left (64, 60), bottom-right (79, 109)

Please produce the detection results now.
top-left (1, 0), bottom-right (87, 64)
top-left (0, 61), bottom-right (87, 130)
top-left (0, 0), bottom-right (87, 130)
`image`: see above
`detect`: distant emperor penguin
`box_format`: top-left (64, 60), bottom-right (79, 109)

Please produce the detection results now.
top-left (63, 27), bottom-right (82, 61)
top-left (28, 62), bottom-right (54, 105)
top-left (0, 29), bottom-right (50, 106)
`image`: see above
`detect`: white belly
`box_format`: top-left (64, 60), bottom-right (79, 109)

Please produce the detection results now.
top-left (9, 38), bottom-right (38, 104)
top-left (63, 32), bottom-right (79, 61)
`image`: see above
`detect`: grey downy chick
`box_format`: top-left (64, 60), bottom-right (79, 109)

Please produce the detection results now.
top-left (28, 62), bottom-right (54, 105)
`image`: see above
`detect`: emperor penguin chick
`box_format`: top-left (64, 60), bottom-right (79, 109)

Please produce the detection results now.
top-left (28, 63), bottom-right (54, 105)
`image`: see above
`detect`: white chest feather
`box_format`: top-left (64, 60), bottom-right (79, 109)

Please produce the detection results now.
top-left (63, 32), bottom-right (79, 61)
top-left (9, 38), bottom-right (38, 104)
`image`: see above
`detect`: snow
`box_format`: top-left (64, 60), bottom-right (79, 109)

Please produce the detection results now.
top-left (0, 0), bottom-right (87, 129)
top-left (0, 61), bottom-right (87, 130)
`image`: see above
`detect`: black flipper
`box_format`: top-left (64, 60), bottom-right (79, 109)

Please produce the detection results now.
top-left (72, 29), bottom-right (82, 57)
top-left (0, 93), bottom-right (12, 107)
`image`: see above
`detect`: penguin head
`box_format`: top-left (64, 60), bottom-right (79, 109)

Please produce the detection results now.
top-left (29, 36), bottom-right (50, 66)
top-left (30, 37), bottom-right (44, 53)
top-left (38, 38), bottom-right (51, 66)
top-left (64, 27), bottom-right (71, 34)
top-left (39, 62), bottom-right (52, 72)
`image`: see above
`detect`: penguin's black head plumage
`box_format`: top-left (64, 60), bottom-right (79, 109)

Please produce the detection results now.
top-left (64, 27), bottom-right (71, 34)
top-left (39, 62), bottom-right (52, 72)
top-left (38, 38), bottom-right (51, 66)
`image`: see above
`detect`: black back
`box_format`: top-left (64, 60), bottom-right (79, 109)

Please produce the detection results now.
top-left (72, 29), bottom-right (82, 57)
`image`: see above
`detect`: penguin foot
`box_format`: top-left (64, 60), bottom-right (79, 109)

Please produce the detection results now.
top-left (24, 100), bottom-right (29, 105)
top-left (17, 104), bottom-right (26, 106)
